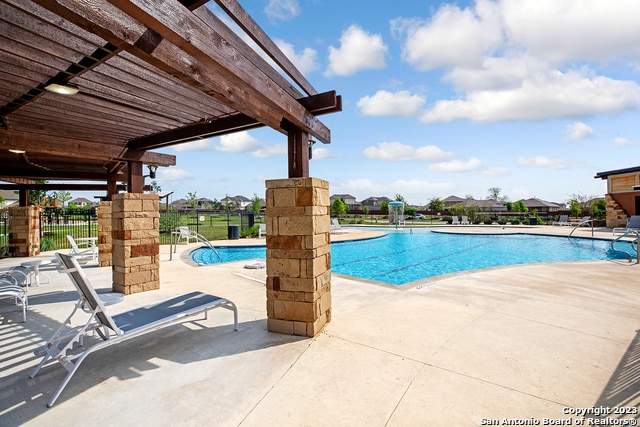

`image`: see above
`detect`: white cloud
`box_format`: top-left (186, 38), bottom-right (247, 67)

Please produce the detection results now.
top-left (564, 122), bottom-right (595, 141)
top-left (310, 147), bottom-right (340, 160)
top-left (250, 143), bottom-right (287, 158)
top-left (428, 157), bottom-right (483, 172)
top-left (392, 0), bottom-right (502, 71)
top-left (357, 90), bottom-right (426, 117)
top-left (157, 168), bottom-right (193, 182)
top-left (501, 0), bottom-right (640, 63)
top-left (216, 131), bottom-right (261, 153)
top-left (362, 142), bottom-right (453, 162)
top-left (614, 137), bottom-right (634, 146)
top-left (517, 156), bottom-right (571, 169)
top-left (171, 139), bottom-right (212, 152)
top-left (481, 166), bottom-right (510, 177)
top-left (420, 71), bottom-right (640, 123)
top-left (326, 25), bottom-right (387, 76)
top-left (264, 0), bottom-right (300, 22)
top-left (275, 39), bottom-right (319, 74)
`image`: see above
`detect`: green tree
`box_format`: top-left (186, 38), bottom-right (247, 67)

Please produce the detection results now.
top-left (394, 193), bottom-right (406, 203)
top-left (362, 206), bottom-right (369, 216)
top-left (405, 206), bottom-right (417, 217)
top-left (512, 200), bottom-right (528, 213)
top-left (380, 199), bottom-right (389, 214)
top-left (28, 180), bottom-right (48, 206)
top-left (186, 192), bottom-right (198, 209)
top-left (331, 198), bottom-right (348, 217)
top-left (591, 199), bottom-right (606, 219)
top-left (487, 187), bottom-right (510, 202)
top-left (250, 193), bottom-right (262, 213)
top-left (56, 190), bottom-right (72, 207)
top-left (149, 180), bottom-right (162, 195)
top-left (428, 197), bottom-right (444, 212)
top-left (568, 199), bottom-right (581, 217)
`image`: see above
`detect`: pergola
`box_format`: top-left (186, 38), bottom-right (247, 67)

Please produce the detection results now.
top-left (1, 0), bottom-right (341, 336)
top-left (0, 0), bottom-right (340, 197)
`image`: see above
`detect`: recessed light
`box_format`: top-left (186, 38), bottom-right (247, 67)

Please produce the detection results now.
top-left (44, 83), bottom-right (79, 95)
top-left (9, 149), bottom-right (26, 154)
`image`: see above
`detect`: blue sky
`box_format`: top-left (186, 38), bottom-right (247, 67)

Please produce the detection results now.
top-left (148, 0), bottom-right (640, 206)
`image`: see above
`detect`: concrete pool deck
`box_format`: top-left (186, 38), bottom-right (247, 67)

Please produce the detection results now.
top-left (1, 225), bottom-right (639, 426)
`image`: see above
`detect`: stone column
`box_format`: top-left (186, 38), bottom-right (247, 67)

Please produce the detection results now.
top-left (605, 194), bottom-right (627, 229)
top-left (265, 178), bottom-right (332, 337)
top-left (111, 193), bottom-right (159, 294)
top-left (97, 201), bottom-right (112, 267)
top-left (8, 206), bottom-right (40, 257)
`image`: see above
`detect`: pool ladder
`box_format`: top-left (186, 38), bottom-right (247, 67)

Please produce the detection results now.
top-left (610, 229), bottom-right (640, 263)
top-left (194, 232), bottom-right (222, 262)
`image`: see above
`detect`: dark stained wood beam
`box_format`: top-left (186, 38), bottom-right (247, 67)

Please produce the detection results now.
top-left (33, 0), bottom-right (332, 142)
top-left (0, 130), bottom-right (176, 166)
top-left (0, 170), bottom-right (115, 180)
top-left (128, 91), bottom-right (341, 150)
top-left (127, 160), bottom-right (144, 194)
top-left (0, 183), bottom-right (113, 191)
top-left (212, 0), bottom-right (317, 96)
top-left (284, 120), bottom-right (310, 178)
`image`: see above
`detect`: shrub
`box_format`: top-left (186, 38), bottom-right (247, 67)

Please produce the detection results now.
top-left (39, 238), bottom-right (57, 252)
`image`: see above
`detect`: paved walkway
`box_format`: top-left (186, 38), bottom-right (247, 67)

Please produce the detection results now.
top-left (1, 225), bottom-right (639, 426)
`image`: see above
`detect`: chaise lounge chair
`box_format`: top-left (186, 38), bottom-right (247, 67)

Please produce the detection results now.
top-left (613, 215), bottom-right (640, 235)
top-left (30, 253), bottom-right (238, 407)
top-left (461, 216), bottom-right (470, 225)
top-left (0, 267), bottom-right (30, 322)
top-left (552, 215), bottom-right (569, 226)
top-left (451, 216), bottom-right (460, 225)
top-left (66, 234), bottom-right (98, 263)
top-left (175, 226), bottom-right (199, 244)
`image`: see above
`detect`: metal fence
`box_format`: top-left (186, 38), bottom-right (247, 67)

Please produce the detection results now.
top-left (158, 209), bottom-right (264, 244)
top-left (40, 207), bottom-right (97, 252)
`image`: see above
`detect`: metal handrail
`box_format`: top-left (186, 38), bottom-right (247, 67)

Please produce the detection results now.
top-left (568, 218), bottom-right (594, 238)
top-left (610, 229), bottom-right (640, 263)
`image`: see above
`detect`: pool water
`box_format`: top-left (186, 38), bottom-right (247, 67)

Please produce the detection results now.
top-left (190, 230), bottom-right (631, 285)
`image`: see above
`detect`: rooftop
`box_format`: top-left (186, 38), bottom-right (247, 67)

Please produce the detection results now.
top-left (1, 226), bottom-right (639, 425)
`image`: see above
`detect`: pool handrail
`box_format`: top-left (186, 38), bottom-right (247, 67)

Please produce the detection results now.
top-left (610, 229), bottom-right (640, 263)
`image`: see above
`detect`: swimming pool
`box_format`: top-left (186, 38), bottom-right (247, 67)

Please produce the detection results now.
top-left (190, 230), bottom-right (631, 285)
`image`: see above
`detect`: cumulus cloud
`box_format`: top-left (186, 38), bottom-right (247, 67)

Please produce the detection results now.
top-left (392, 0), bottom-right (502, 71)
top-left (420, 71), bottom-right (640, 123)
top-left (564, 122), bottom-right (595, 141)
top-left (157, 168), bottom-right (193, 182)
top-left (326, 25), bottom-right (388, 76)
top-left (362, 142), bottom-right (453, 162)
top-left (171, 139), bottom-right (212, 152)
top-left (310, 147), bottom-right (340, 160)
top-left (428, 157), bottom-right (483, 172)
top-left (216, 131), bottom-right (261, 153)
top-left (614, 137), bottom-right (634, 146)
top-left (275, 39), bottom-right (319, 74)
top-left (517, 156), bottom-right (571, 169)
top-left (250, 143), bottom-right (287, 158)
top-left (264, 0), bottom-right (300, 22)
top-left (357, 90), bottom-right (426, 117)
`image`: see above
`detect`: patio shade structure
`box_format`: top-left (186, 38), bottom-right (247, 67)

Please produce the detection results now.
top-left (0, 0), bottom-right (341, 196)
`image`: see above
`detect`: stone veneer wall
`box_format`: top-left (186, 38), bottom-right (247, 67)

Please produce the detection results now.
top-left (605, 194), bottom-right (628, 229)
top-left (8, 206), bottom-right (40, 257)
top-left (111, 193), bottom-right (159, 294)
top-left (265, 178), bottom-right (332, 337)
top-left (97, 201), bottom-right (112, 267)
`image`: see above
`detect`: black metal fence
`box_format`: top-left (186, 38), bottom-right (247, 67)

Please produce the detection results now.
top-left (40, 207), bottom-right (97, 252)
top-left (158, 209), bottom-right (265, 244)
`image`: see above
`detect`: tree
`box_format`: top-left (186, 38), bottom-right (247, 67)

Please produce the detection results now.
top-left (149, 180), bottom-right (162, 194)
top-left (568, 199), bottom-right (581, 217)
top-left (428, 197), bottom-right (444, 212)
top-left (331, 198), bottom-right (348, 217)
top-left (186, 192), bottom-right (198, 209)
top-left (380, 199), bottom-right (389, 214)
top-left (394, 194), bottom-right (406, 203)
top-left (57, 190), bottom-right (72, 207)
top-left (487, 187), bottom-right (509, 202)
top-left (29, 180), bottom-right (48, 206)
top-left (512, 200), bottom-right (528, 213)
top-left (362, 206), bottom-right (369, 216)
top-left (250, 193), bottom-right (262, 213)
top-left (405, 206), bottom-right (417, 217)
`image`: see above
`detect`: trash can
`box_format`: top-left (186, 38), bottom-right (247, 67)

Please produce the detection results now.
top-left (529, 217), bottom-right (537, 225)
top-left (228, 225), bottom-right (240, 240)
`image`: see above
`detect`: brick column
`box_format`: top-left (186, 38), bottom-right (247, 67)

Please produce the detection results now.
top-left (97, 201), bottom-right (113, 267)
top-left (265, 178), bottom-right (331, 337)
top-left (8, 206), bottom-right (40, 257)
top-left (111, 193), bottom-right (159, 294)
top-left (605, 194), bottom-right (627, 229)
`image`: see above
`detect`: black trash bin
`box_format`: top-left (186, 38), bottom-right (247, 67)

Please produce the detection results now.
top-left (228, 225), bottom-right (240, 240)
top-left (529, 217), bottom-right (537, 225)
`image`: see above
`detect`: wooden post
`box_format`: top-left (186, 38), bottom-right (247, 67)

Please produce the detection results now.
top-left (285, 121), bottom-right (310, 178)
top-left (128, 161), bottom-right (144, 193)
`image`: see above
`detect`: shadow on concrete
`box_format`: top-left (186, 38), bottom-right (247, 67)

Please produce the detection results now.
top-left (594, 329), bottom-right (640, 419)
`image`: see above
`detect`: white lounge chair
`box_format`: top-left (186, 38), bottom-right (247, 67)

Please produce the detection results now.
top-left (66, 235), bottom-right (98, 263)
top-left (175, 226), bottom-right (198, 244)
top-left (331, 218), bottom-right (343, 233)
top-left (30, 253), bottom-right (238, 407)
top-left (571, 216), bottom-right (591, 227)
top-left (461, 216), bottom-right (470, 225)
top-left (613, 215), bottom-right (640, 234)
top-left (552, 215), bottom-right (569, 226)
top-left (0, 267), bottom-right (30, 322)
top-left (258, 223), bottom-right (266, 238)
top-left (451, 216), bottom-right (460, 225)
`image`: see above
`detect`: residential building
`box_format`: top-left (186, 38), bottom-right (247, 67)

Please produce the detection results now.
top-left (360, 196), bottom-right (390, 210)
top-left (518, 198), bottom-right (563, 214)
top-left (443, 195), bottom-right (507, 213)
top-left (330, 194), bottom-right (361, 210)
top-left (595, 165), bottom-right (640, 228)
top-left (0, 190), bottom-right (18, 209)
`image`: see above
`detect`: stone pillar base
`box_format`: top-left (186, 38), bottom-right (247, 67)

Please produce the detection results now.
top-left (265, 178), bottom-right (332, 337)
top-left (8, 206), bottom-right (40, 257)
top-left (97, 201), bottom-right (113, 267)
top-left (111, 193), bottom-right (159, 294)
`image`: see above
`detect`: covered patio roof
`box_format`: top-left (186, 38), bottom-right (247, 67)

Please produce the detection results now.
top-left (0, 0), bottom-right (340, 196)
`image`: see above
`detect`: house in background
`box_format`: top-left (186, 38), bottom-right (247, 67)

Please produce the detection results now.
top-left (69, 197), bottom-right (95, 208)
top-left (360, 196), bottom-right (390, 210)
top-left (443, 195), bottom-right (507, 213)
top-left (595, 165), bottom-right (640, 228)
top-left (330, 194), bottom-right (361, 211)
top-left (518, 198), bottom-right (563, 214)
top-left (0, 190), bottom-right (18, 209)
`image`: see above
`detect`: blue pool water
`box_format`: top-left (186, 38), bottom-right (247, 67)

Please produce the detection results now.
top-left (190, 230), bottom-right (631, 285)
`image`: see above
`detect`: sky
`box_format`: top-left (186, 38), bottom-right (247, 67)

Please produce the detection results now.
top-left (99, 0), bottom-right (640, 206)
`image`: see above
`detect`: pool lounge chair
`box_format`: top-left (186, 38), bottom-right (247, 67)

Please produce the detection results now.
top-left (175, 226), bottom-right (199, 244)
top-left (258, 223), bottom-right (267, 238)
top-left (552, 215), bottom-right (569, 226)
top-left (30, 253), bottom-right (238, 407)
top-left (331, 218), bottom-right (346, 233)
top-left (570, 216), bottom-right (591, 227)
top-left (66, 235), bottom-right (98, 263)
top-left (451, 216), bottom-right (460, 225)
top-left (613, 215), bottom-right (640, 235)
top-left (461, 216), bottom-right (470, 225)
top-left (0, 267), bottom-right (30, 322)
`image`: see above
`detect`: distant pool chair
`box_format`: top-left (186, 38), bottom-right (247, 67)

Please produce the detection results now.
top-left (176, 226), bottom-right (198, 244)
